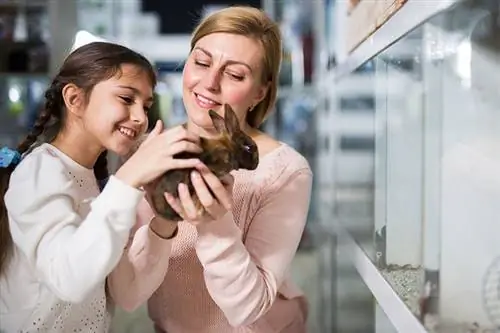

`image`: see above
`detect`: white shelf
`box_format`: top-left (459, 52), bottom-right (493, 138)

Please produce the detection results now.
top-left (333, 222), bottom-right (429, 333)
top-left (334, 0), bottom-right (463, 80)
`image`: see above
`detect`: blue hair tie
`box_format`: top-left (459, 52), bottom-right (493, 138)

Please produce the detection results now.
top-left (0, 147), bottom-right (22, 169)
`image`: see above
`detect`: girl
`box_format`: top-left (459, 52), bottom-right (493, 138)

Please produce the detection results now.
top-left (0, 35), bottom-right (213, 332)
top-left (145, 6), bottom-right (313, 333)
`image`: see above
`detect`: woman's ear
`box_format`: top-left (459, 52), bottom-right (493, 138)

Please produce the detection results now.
top-left (62, 83), bottom-right (85, 117)
top-left (251, 81), bottom-right (271, 109)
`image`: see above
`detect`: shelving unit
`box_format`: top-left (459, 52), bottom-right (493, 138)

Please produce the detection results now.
top-left (316, 0), bottom-right (500, 332)
top-left (0, 0), bottom-right (78, 147)
top-left (334, 0), bottom-right (461, 79)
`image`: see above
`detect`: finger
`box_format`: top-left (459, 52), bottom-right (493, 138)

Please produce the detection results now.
top-left (143, 120), bottom-right (164, 144)
top-left (178, 183), bottom-right (198, 220)
top-left (166, 158), bottom-right (204, 171)
top-left (167, 140), bottom-right (202, 156)
top-left (198, 170), bottom-right (232, 211)
top-left (164, 126), bottom-right (200, 145)
top-left (220, 174), bottom-right (234, 187)
top-left (165, 193), bottom-right (185, 218)
top-left (190, 171), bottom-right (218, 213)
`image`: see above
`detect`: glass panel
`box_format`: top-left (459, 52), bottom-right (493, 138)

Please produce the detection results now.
top-left (423, 0), bottom-right (500, 331)
top-left (373, 28), bottom-right (426, 319)
top-left (333, 60), bottom-right (376, 262)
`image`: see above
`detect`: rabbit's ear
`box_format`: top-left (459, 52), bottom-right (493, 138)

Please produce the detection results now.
top-left (209, 110), bottom-right (227, 134)
top-left (224, 104), bottom-right (240, 135)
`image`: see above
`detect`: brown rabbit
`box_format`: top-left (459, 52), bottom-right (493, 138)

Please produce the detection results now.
top-left (150, 104), bottom-right (259, 221)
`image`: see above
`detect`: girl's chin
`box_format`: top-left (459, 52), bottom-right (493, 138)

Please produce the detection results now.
top-left (106, 140), bottom-right (137, 158)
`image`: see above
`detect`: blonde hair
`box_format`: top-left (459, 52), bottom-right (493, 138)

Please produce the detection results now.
top-left (191, 6), bottom-right (282, 128)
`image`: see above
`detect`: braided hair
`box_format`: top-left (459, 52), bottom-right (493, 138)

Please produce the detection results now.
top-left (0, 41), bottom-right (156, 275)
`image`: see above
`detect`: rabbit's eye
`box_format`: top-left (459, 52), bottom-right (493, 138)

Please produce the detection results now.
top-left (244, 145), bottom-right (252, 152)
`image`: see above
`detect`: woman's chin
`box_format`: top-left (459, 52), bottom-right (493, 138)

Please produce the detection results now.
top-left (187, 113), bottom-right (213, 130)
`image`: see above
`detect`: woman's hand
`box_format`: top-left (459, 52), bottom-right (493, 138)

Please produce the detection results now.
top-left (166, 166), bottom-right (234, 226)
top-left (116, 120), bottom-right (203, 189)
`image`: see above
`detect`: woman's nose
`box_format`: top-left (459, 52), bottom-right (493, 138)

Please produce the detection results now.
top-left (202, 68), bottom-right (221, 92)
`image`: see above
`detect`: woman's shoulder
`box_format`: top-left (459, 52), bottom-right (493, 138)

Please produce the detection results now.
top-left (262, 143), bottom-right (310, 173)
top-left (249, 141), bottom-right (312, 192)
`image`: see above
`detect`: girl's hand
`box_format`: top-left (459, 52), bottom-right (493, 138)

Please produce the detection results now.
top-left (136, 195), bottom-right (178, 239)
top-left (166, 166), bottom-right (234, 226)
top-left (116, 120), bottom-right (203, 189)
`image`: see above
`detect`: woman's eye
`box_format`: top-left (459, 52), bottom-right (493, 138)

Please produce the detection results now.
top-left (195, 60), bottom-right (209, 67)
top-left (228, 73), bottom-right (244, 81)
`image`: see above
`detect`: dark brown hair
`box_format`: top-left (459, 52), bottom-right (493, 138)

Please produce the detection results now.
top-left (0, 41), bottom-right (157, 274)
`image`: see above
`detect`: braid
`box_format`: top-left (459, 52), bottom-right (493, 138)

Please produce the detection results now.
top-left (0, 80), bottom-right (63, 275)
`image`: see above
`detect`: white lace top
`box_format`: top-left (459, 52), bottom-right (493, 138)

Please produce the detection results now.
top-left (0, 143), bottom-right (143, 333)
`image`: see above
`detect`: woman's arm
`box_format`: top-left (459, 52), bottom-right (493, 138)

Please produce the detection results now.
top-left (194, 168), bottom-right (313, 326)
top-left (5, 152), bottom-right (143, 304)
top-left (107, 198), bottom-right (177, 312)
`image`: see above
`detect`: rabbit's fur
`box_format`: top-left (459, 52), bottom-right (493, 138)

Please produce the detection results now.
top-left (150, 104), bottom-right (259, 221)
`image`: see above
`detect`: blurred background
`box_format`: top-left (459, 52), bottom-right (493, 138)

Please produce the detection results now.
top-left (1, 0), bottom-right (500, 332)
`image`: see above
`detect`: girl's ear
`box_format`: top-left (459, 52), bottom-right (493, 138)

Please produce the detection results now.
top-left (62, 83), bottom-right (85, 117)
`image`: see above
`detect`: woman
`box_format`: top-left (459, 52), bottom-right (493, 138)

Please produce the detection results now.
top-left (146, 6), bottom-right (313, 333)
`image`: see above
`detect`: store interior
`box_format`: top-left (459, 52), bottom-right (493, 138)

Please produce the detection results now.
top-left (1, 0), bottom-right (500, 332)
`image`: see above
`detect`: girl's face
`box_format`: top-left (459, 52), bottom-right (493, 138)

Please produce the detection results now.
top-left (80, 64), bottom-right (153, 156)
top-left (182, 32), bottom-right (269, 136)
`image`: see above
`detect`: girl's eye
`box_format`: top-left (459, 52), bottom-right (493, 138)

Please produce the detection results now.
top-left (120, 96), bottom-right (134, 104)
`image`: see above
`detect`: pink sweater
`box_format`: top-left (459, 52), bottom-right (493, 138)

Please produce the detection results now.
top-left (147, 143), bottom-right (313, 333)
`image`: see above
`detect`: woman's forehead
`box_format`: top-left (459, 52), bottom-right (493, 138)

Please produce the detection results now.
top-left (195, 33), bottom-right (264, 69)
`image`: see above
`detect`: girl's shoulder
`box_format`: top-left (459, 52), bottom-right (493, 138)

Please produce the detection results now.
top-left (12, 143), bottom-right (67, 179)
top-left (9, 143), bottom-right (94, 194)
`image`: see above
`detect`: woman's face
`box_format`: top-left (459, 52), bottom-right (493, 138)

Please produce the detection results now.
top-left (182, 32), bottom-right (269, 136)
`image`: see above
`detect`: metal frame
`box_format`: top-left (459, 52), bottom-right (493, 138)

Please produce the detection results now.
top-left (334, 0), bottom-right (463, 80)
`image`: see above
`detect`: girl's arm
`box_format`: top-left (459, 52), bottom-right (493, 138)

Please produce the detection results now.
top-left (5, 152), bottom-right (142, 303)
top-left (107, 198), bottom-right (177, 312)
top-left (194, 166), bottom-right (313, 327)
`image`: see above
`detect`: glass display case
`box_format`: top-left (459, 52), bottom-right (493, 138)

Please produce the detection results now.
top-left (0, 0), bottom-right (78, 147)
top-left (322, 0), bottom-right (500, 332)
